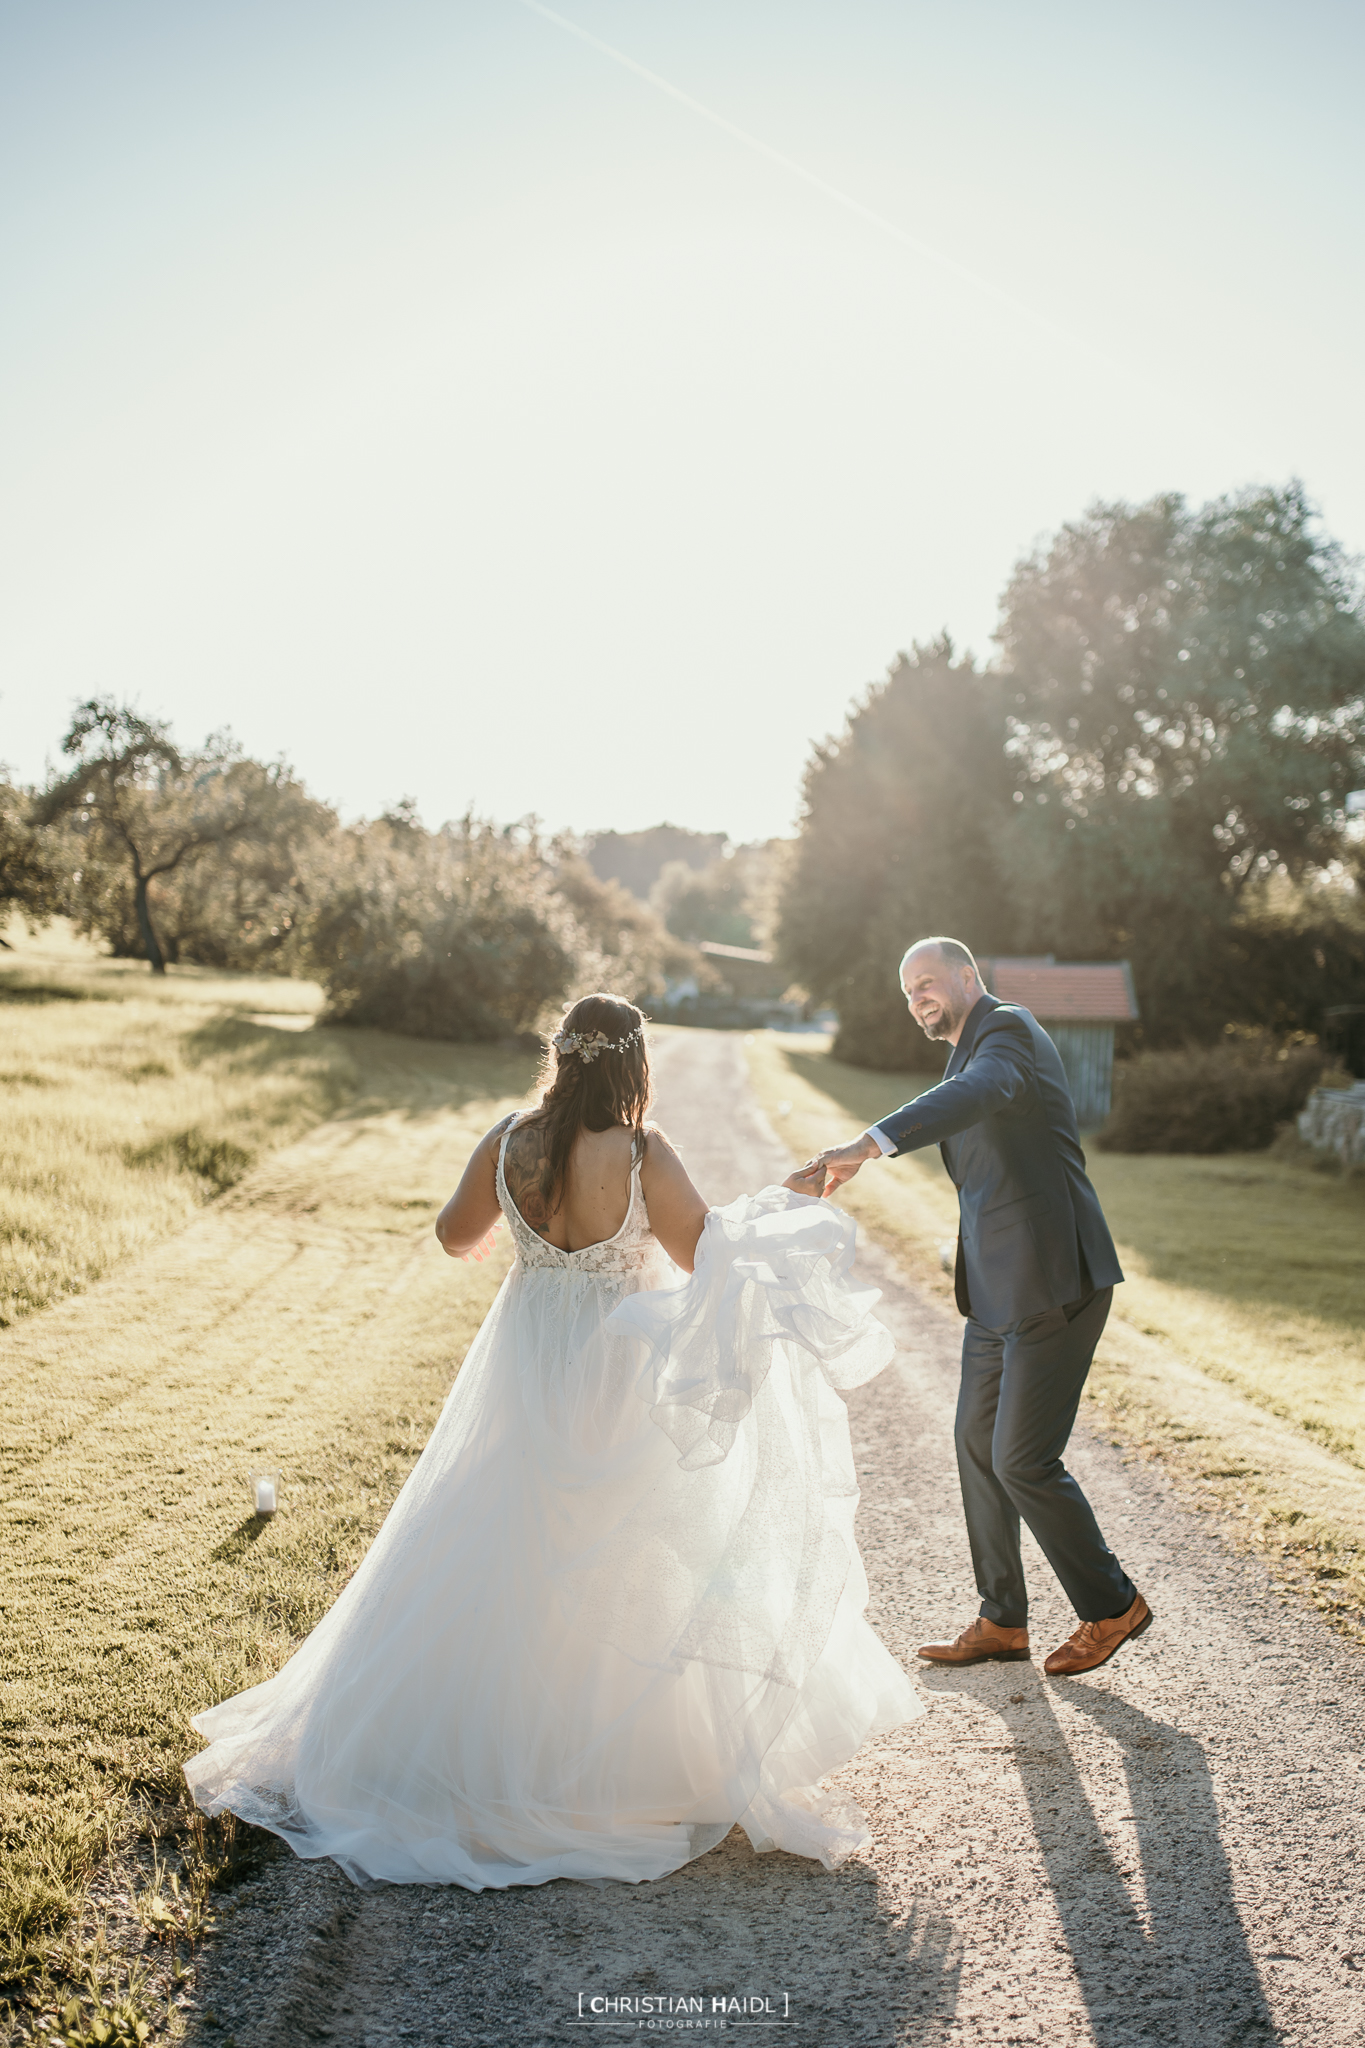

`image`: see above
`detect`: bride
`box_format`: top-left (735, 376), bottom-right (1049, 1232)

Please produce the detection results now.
top-left (185, 994), bottom-right (922, 1889)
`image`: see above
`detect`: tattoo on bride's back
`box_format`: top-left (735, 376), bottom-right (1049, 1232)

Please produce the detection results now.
top-left (504, 1129), bottom-right (556, 1229)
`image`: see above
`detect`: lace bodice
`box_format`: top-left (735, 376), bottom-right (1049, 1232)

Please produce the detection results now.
top-left (496, 1122), bottom-right (666, 1282)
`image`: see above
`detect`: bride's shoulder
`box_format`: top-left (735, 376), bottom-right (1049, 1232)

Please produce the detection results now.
top-left (479, 1110), bottom-right (521, 1156)
top-left (640, 1124), bottom-right (690, 1181)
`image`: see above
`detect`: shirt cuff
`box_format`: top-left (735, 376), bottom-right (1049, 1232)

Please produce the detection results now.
top-left (868, 1124), bottom-right (897, 1157)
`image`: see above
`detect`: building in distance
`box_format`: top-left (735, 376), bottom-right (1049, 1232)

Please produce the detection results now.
top-left (978, 957), bottom-right (1140, 1128)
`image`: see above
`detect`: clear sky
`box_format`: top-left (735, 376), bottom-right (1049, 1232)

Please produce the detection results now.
top-left (3, 1), bottom-right (1362, 842)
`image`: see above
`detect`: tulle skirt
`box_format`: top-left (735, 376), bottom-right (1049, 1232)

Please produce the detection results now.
top-left (184, 1189), bottom-right (923, 1888)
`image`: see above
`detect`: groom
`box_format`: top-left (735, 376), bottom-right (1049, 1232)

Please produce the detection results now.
top-left (807, 937), bottom-right (1151, 1678)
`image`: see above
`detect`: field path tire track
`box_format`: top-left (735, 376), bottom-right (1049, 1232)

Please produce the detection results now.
top-left (183, 1031), bottom-right (1365, 2047)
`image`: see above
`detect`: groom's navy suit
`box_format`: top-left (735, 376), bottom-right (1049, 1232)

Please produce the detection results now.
top-left (875, 994), bottom-right (1135, 1628)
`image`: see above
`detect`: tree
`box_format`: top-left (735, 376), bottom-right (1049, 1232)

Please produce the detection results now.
top-left (295, 814), bottom-right (575, 1038)
top-left (550, 842), bottom-right (699, 1002)
top-left (37, 700), bottom-right (325, 973)
top-left (780, 483), bottom-right (1365, 1068)
top-left (777, 638), bottom-right (1016, 1067)
top-left (0, 777), bottom-right (61, 941)
top-left (998, 481), bottom-right (1365, 1041)
top-left (585, 826), bottom-right (728, 901)
top-left (652, 856), bottom-right (756, 948)
top-left (647, 841), bottom-right (795, 956)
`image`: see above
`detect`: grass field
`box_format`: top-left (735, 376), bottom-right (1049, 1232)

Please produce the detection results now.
top-left (747, 1031), bottom-right (1365, 1633)
top-left (0, 929), bottom-right (538, 2038)
top-left (0, 924), bottom-right (353, 1327)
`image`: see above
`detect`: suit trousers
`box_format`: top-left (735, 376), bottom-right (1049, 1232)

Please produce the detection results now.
top-left (955, 1287), bottom-right (1136, 1628)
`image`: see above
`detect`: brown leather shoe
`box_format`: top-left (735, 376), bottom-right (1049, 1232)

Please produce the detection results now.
top-left (1044, 1592), bottom-right (1152, 1677)
top-left (917, 1617), bottom-right (1030, 1666)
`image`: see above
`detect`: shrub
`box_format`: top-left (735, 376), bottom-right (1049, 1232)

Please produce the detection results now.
top-left (1098, 1031), bottom-right (1349, 1154)
top-left (294, 817), bottom-right (690, 1044)
top-left (297, 817), bottom-right (573, 1040)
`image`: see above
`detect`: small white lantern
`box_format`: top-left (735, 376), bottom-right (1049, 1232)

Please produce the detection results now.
top-left (249, 1469), bottom-right (280, 1518)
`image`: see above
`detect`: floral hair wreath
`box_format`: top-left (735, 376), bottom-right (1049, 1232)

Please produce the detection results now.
top-left (552, 1024), bottom-right (644, 1064)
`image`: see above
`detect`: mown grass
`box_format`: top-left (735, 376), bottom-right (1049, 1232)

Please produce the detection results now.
top-left (0, 927), bottom-right (539, 2038)
top-left (748, 1031), bottom-right (1365, 1633)
top-left (0, 923), bottom-right (353, 1327)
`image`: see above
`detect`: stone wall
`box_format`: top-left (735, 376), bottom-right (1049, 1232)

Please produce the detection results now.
top-left (1297, 1083), bottom-right (1365, 1170)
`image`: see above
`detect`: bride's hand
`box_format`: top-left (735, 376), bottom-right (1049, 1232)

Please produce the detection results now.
top-left (782, 1162), bottom-right (828, 1197)
top-left (461, 1222), bottom-right (502, 1263)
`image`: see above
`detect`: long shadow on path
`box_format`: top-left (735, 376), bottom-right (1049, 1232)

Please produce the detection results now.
top-left (922, 1665), bottom-right (1277, 2046)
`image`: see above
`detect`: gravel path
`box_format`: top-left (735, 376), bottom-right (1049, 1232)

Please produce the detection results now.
top-left (187, 1031), bottom-right (1365, 2047)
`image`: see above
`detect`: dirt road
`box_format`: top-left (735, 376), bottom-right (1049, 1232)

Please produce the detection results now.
top-left (189, 1031), bottom-right (1365, 2047)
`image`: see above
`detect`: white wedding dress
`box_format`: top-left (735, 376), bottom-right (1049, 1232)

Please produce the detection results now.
top-left (185, 1127), bottom-right (922, 1889)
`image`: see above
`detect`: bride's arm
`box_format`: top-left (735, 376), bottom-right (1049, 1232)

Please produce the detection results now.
top-left (435, 1116), bottom-right (512, 1259)
top-left (639, 1129), bottom-right (709, 1273)
top-left (641, 1129), bottom-right (831, 1271)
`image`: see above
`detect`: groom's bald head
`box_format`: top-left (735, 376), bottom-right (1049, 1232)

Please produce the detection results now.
top-left (901, 936), bottom-right (981, 983)
top-left (900, 937), bottom-right (983, 1044)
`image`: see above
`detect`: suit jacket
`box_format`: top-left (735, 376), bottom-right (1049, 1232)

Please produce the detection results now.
top-left (875, 994), bottom-right (1123, 1332)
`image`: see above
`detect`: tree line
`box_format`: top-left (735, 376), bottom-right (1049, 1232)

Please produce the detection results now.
top-left (5, 480), bottom-right (1362, 1065)
top-left (777, 482), bottom-right (1365, 1067)
top-left (1, 703), bottom-right (695, 1037)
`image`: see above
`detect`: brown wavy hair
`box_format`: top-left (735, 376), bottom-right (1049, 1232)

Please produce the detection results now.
top-left (519, 993), bottom-right (651, 1215)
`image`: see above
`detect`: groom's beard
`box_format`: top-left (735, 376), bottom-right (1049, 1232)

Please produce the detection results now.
top-left (914, 995), bottom-right (969, 1041)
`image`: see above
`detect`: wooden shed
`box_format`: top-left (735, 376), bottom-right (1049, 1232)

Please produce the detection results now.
top-left (696, 940), bottom-right (789, 1002)
top-left (978, 957), bottom-right (1139, 1128)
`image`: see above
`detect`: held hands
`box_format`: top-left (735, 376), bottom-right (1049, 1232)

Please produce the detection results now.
top-left (801, 1131), bottom-right (883, 1193)
top-left (781, 1161), bottom-right (828, 1197)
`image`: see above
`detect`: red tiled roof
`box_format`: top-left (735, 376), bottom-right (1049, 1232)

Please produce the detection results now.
top-left (980, 958), bottom-right (1139, 1023)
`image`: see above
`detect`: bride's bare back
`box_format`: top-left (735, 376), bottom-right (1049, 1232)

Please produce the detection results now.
top-left (437, 1113), bottom-right (721, 1272)
top-left (503, 1119), bottom-right (638, 1252)
top-left (434, 992), bottom-right (824, 1273)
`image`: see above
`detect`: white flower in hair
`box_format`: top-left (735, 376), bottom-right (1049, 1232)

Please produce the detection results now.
top-left (553, 1024), bottom-right (643, 1064)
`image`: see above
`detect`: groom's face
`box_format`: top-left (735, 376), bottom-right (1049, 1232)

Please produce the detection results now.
top-left (901, 950), bottom-right (975, 1042)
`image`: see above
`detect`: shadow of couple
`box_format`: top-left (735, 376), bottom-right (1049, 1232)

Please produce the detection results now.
top-left (916, 1661), bottom-right (1280, 2043)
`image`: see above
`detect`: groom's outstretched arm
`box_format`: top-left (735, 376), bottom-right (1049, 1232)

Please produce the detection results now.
top-left (809, 1015), bottom-right (1033, 1188)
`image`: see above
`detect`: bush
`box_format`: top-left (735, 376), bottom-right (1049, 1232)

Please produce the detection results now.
top-left (1098, 1031), bottom-right (1348, 1154)
top-left (296, 817), bottom-right (574, 1040)
top-left (294, 817), bottom-right (691, 1044)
